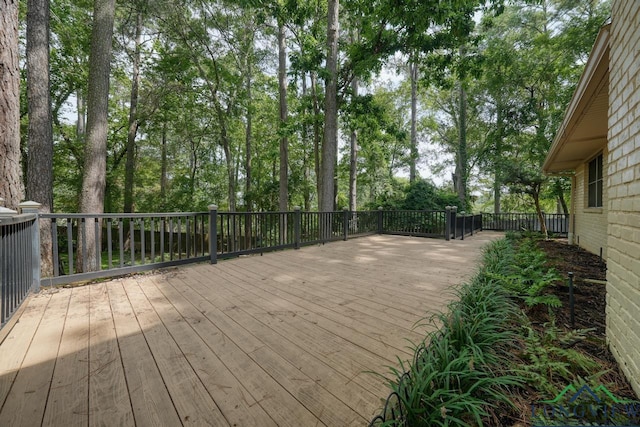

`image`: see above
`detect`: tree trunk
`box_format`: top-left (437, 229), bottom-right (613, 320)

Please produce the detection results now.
top-left (301, 74), bottom-right (310, 211)
top-left (245, 47), bottom-right (253, 213)
top-left (278, 20), bottom-right (288, 212)
top-left (320, 0), bottom-right (339, 213)
top-left (457, 81), bottom-right (467, 209)
top-left (533, 189), bottom-right (548, 238)
top-left (349, 78), bottom-right (358, 212)
top-left (26, 0), bottom-right (54, 277)
top-left (244, 71), bottom-right (252, 247)
top-left (76, 91), bottom-right (85, 140)
top-left (493, 103), bottom-right (504, 214)
top-left (160, 122), bottom-right (167, 210)
top-left (78, 0), bottom-right (116, 272)
top-left (188, 138), bottom-right (198, 197)
top-left (123, 7), bottom-right (143, 213)
top-left (0, 0), bottom-right (23, 210)
top-left (218, 111), bottom-right (235, 212)
top-left (555, 179), bottom-right (569, 215)
top-left (311, 72), bottom-right (321, 205)
top-left (409, 56), bottom-right (418, 183)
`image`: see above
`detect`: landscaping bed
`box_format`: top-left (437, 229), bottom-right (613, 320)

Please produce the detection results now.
top-left (371, 234), bottom-right (638, 427)
top-left (533, 239), bottom-right (636, 399)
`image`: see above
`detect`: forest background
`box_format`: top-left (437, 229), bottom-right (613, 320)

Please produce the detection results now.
top-left (0, 0), bottom-right (611, 218)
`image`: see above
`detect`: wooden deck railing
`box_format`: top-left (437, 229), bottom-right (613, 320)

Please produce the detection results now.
top-left (0, 206), bottom-right (40, 328)
top-left (0, 203), bottom-right (569, 328)
top-left (481, 212), bottom-right (569, 235)
top-left (41, 212), bottom-right (212, 286)
top-left (37, 207), bottom-right (461, 286)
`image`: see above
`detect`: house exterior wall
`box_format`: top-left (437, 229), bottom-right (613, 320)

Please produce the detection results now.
top-left (607, 0), bottom-right (640, 397)
top-left (572, 150), bottom-right (609, 259)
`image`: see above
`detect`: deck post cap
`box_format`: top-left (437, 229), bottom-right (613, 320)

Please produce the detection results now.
top-left (19, 201), bottom-right (42, 213)
top-left (0, 206), bottom-right (18, 217)
top-left (208, 204), bottom-right (218, 211)
top-left (293, 206), bottom-right (301, 211)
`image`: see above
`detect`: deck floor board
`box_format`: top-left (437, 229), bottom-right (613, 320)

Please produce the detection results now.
top-left (0, 233), bottom-right (500, 426)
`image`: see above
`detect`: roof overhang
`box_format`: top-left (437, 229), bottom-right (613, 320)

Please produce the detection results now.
top-left (543, 23), bottom-right (610, 174)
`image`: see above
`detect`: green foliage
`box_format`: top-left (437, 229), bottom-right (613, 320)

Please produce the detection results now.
top-left (368, 179), bottom-right (460, 211)
top-left (485, 237), bottom-right (562, 308)
top-left (487, 235), bottom-right (609, 406)
top-left (518, 323), bottom-right (600, 397)
top-left (375, 235), bottom-right (616, 426)
top-left (20, 0), bottom-right (609, 216)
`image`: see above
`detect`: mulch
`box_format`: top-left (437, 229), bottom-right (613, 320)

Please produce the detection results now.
top-left (531, 239), bottom-right (637, 401)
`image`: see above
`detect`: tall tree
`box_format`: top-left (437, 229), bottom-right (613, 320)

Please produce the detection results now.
top-left (455, 80), bottom-right (468, 208)
top-left (409, 55), bottom-right (419, 183)
top-left (243, 20), bottom-right (254, 213)
top-left (320, 0), bottom-right (339, 212)
top-left (78, 0), bottom-right (116, 271)
top-left (0, 0), bottom-right (23, 209)
top-left (27, 0), bottom-right (54, 276)
top-left (277, 15), bottom-right (289, 211)
top-left (347, 26), bottom-right (359, 212)
top-left (348, 76), bottom-right (358, 212)
top-left (123, 1), bottom-right (145, 213)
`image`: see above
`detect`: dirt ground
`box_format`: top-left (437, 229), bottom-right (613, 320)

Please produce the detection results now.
top-left (533, 239), bottom-right (637, 401)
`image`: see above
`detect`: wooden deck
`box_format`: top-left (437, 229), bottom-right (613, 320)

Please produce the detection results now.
top-left (0, 232), bottom-right (501, 426)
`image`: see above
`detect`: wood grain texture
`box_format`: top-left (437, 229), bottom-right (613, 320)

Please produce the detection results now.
top-left (0, 292), bottom-right (51, 407)
top-left (106, 281), bottom-right (181, 427)
top-left (0, 233), bottom-right (501, 426)
top-left (88, 283), bottom-right (135, 427)
top-left (42, 286), bottom-right (90, 427)
top-left (0, 290), bottom-right (64, 426)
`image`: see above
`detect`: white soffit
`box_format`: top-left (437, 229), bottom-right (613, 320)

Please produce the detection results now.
top-left (543, 23), bottom-right (610, 174)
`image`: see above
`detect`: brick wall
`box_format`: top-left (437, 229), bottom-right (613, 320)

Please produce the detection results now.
top-left (607, 0), bottom-right (640, 397)
top-left (573, 153), bottom-right (609, 259)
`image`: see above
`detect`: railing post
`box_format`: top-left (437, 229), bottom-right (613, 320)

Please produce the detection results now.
top-left (377, 207), bottom-right (384, 234)
top-left (460, 211), bottom-right (466, 240)
top-left (343, 208), bottom-right (349, 241)
top-left (470, 213), bottom-right (474, 236)
top-left (208, 205), bottom-right (218, 264)
top-left (451, 206), bottom-right (458, 240)
top-left (445, 206), bottom-right (451, 241)
top-left (480, 213), bottom-right (484, 231)
top-left (293, 206), bottom-right (301, 249)
top-left (19, 201), bottom-right (42, 292)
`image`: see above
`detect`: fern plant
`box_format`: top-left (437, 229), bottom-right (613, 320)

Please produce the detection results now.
top-left (518, 322), bottom-right (599, 396)
top-left (485, 237), bottom-right (562, 308)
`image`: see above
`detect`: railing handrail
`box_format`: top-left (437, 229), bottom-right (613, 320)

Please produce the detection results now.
top-left (39, 209), bottom-right (390, 219)
top-left (0, 213), bottom-right (37, 225)
top-left (40, 212), bottom-right (209, 219)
